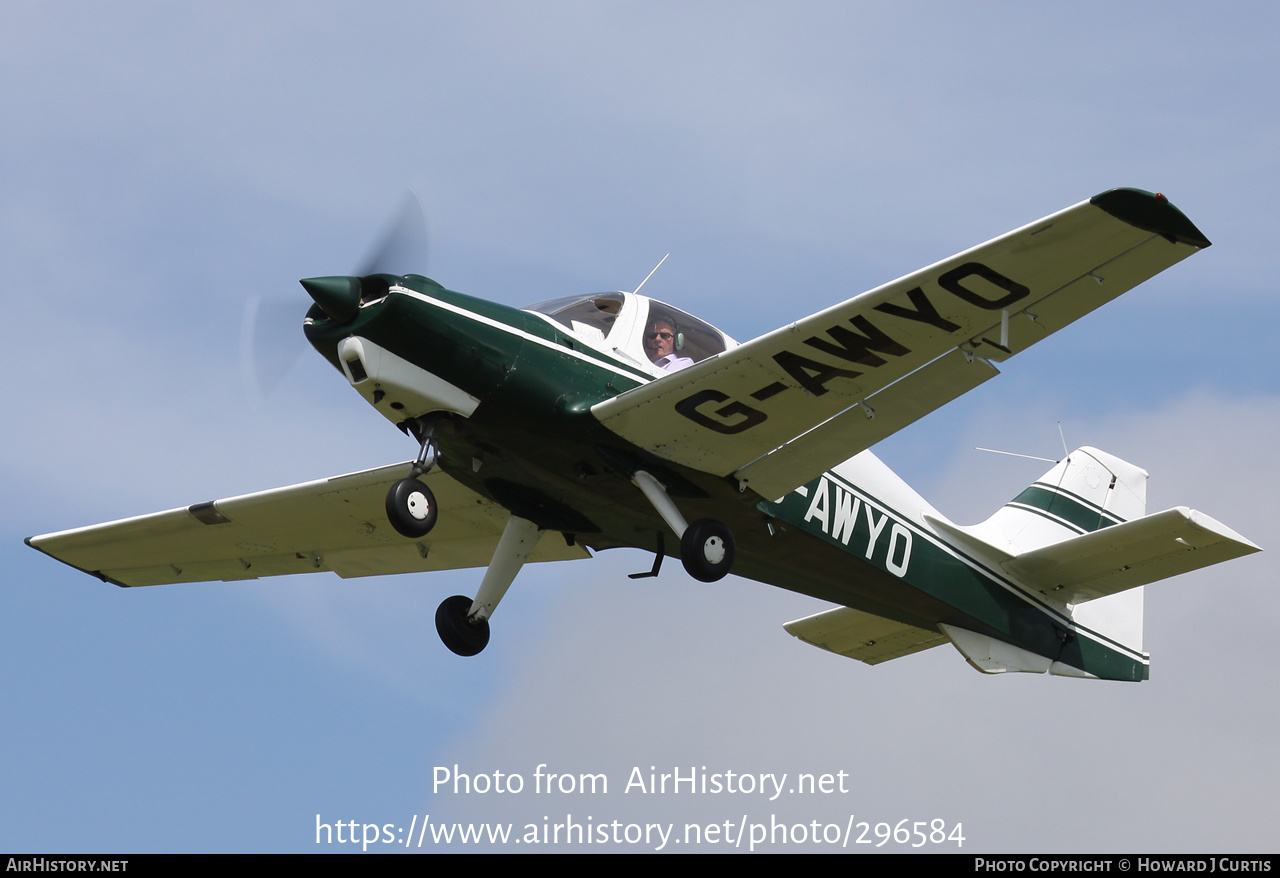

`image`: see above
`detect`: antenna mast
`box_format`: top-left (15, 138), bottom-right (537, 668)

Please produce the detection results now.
top-left (632, 253), bottom-right (670, 295)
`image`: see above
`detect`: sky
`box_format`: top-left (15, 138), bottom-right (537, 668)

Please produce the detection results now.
top-left (3, 1), bottom-right (1278, 853)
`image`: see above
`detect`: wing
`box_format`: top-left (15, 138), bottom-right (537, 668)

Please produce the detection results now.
top-left (594, 189), bottom-right (1211, 499)
top-left (27, 463), bottom-right (588, 587)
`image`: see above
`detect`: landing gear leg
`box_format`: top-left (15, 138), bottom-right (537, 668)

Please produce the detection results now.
top-left (387, 420), bottom-right (440, 538)
top-left (435, 515), bottom-right (540, 657)
top-left (632, 470), bottom-right (736, 582)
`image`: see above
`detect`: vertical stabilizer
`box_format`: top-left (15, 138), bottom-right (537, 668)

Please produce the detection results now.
top-left (964, 447), bottom-right (1147, 556)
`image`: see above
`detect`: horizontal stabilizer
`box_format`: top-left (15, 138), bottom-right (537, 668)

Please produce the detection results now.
top-left (784, 606), bottom-right (947, 665)
top-left (1004, 506), bottom-right (1260, 604)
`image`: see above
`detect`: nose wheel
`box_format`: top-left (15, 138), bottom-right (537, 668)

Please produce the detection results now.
top-left (386, 418), bottom-right (440, 538)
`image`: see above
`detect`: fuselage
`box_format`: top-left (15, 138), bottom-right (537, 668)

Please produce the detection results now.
top-left (302, 275), bottom-right (1147, 680)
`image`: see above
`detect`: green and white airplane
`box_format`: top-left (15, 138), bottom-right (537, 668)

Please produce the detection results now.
top-left (27, 189), bottom-right (1259, 681)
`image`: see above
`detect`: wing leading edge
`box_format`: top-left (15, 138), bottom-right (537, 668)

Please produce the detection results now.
top-left (27, 463), bottom-right (588, 587)
top-left (593, 189), bottom-right (1210, 500)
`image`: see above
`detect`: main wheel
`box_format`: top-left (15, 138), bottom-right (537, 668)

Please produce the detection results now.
top-left (386, 478), bottom-right (438, 538)
top-left (680, 518), bottom-right (735, 582)
top-left (435, 595), bottom-right (490, 656)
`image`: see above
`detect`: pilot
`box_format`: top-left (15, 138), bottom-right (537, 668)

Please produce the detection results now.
top-left (643, 318), bottom-right (694, 372)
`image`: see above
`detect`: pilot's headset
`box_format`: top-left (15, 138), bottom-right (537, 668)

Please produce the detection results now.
top-left (651, 316), bottom-right (685, 351)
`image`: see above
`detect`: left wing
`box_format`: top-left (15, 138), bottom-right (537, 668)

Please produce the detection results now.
top-left (594, 189), bottom-right (1210, 499)
top-left (27, 463), bottom-right (588, 587)
top-left (784, 606), bottom-right (948, 665)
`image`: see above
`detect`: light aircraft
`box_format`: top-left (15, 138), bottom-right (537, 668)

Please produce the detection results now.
top-left (27, 188), bottom-right (1260, 681)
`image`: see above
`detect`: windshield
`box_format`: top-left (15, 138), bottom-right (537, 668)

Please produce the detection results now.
top-left (526, 292), bottom-right (736, 374)
top-left (525, 294), bottom-right (624, 338)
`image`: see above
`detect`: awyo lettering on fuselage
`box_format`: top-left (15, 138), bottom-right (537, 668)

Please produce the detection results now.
top-left (792, 472), bottom-right (913, 576)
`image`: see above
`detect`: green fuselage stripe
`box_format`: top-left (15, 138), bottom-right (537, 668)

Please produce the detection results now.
top-left (767, 469), bottom-right (1147, 679)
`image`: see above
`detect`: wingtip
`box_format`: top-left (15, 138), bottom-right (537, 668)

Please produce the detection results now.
top-left (1090, 188), bottom-right (1212, 249)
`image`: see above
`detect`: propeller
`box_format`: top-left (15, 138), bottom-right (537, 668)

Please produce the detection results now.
top-left (240, 192), bottom-right (430, 399)
top-left (355, 192), bottom-right (429, 278)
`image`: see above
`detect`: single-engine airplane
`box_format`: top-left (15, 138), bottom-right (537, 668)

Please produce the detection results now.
top-left (27, 188), bottom-right (1260, 681)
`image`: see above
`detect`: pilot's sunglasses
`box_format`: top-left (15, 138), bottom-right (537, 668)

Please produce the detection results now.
top-left (645, 331), bottom-right (674, 340)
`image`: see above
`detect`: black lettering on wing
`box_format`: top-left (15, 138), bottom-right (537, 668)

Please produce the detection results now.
top-left (750, 382), bottom-right (787, 401)
top-left (937, 262), bottom-right (1029, 310)
top-left (874, 286), bottom-right (962, 332)
top-left (804, 315), bottom-right (910, 367)
top-left (772, 350), bottom-right (861, 396)
top-left (674, 389), bottom-right (768, 434)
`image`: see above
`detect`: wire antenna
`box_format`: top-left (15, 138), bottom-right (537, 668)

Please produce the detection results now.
top-left (975, 422), bottom-right (1071, 464)
top-left (974, 447), bottom-right (1059, 463)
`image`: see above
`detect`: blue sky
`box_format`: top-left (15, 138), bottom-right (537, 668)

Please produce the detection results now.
top-left (4, 1), bottom-right (1278, 852)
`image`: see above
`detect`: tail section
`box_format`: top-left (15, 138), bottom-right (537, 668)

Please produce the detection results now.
top-left (948, 447), bottom-right (1149, 557)
top-left (784, 447), bottom-right (1259, 682)
top-left (930, 447), bottom-right (1258, 680)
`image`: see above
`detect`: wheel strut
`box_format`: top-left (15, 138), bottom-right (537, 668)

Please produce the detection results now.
top-left (387, 419), bottom-right (440, 538)
top-left (407, 418), bottom-right (439, 479)
top-left (435, 515), bottom-right (541, 657)
top-left (632, 469), bottom-right (735, 582)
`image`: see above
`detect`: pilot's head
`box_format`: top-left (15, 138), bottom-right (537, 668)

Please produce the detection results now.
top-left (643, 319), bottom-right (677, 362)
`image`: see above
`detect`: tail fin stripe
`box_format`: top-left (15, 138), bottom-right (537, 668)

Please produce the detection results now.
top-left (1010, 484), bottom-right (1123, 533)
top-left (1005, 501), bottom-right (1091, 535)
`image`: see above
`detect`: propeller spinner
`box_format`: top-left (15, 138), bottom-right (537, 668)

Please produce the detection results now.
top-left (241, 192), bottom-right (429, 396)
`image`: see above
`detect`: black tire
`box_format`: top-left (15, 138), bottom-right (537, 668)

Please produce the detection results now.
top-left (435, 595), bottom-right (490, 657)
top-left (386, 478), bottom-right (438, 538)
top-left (680, 518), bottom-right (735, 582)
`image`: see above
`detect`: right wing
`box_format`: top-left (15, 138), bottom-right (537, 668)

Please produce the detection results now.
top-left (594, 189), bottom-right (1211, 500)
top-left (27, 463), bottom-right (588, 587)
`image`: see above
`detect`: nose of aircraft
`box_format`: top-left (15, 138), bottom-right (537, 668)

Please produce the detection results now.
top-left (300, 275), bottom-right (363, 323)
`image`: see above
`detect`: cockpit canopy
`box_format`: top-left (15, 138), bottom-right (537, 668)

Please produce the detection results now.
top-left (525, 292), bottom-right (737, 376)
